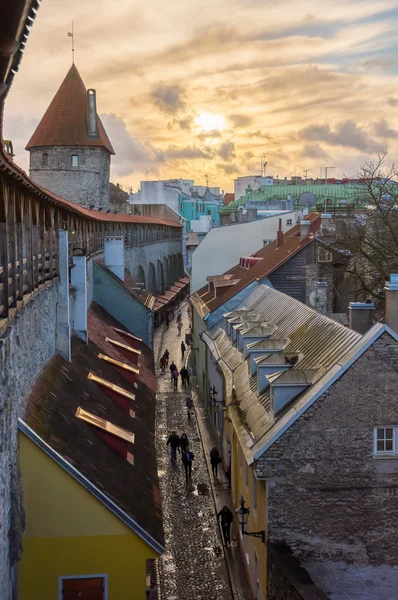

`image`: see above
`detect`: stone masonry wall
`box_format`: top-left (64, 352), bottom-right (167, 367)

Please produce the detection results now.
top-left (29, 146), bottom-right (111, 210)
top-left (124, 240), bottom-right (183, 290)
top-left (0, 285), bottom-right (57, 600)
top-left (257, 332), bottom-right (398, 566)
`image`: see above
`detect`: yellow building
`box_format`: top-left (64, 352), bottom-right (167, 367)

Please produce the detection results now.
top-left (19, 308), bottom-right (164, 600)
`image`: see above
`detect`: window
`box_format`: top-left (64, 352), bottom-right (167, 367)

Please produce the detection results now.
top-left (286, 218), bottom-right (292, 226)
top-left (71, 154), bottom-right (79, 167)
top-left (42, 152), bottom-right (48, 167)
top-left (59, 575), bottom-right (107, 600)
top-left (374, 427), bottom-right (396, 455)
top-left (252, 470), bottom-right (257, 510)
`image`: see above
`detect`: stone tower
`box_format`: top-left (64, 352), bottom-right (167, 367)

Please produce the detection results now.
top-left (26, 64), bottom-right (114, 210)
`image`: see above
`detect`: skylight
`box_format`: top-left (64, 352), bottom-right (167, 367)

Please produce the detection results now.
top-left (105, 337), bottom-right (141, 355)
top-left (76, 407), bottom-right (135, 444)
top-left (88, 372), bottom-right (135, 401)
top-left (98, 353), bottom-right (140, 375)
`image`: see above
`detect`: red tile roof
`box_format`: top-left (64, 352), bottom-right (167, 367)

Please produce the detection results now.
top-left (224, 193), bottom-right (235, 206)
top-left (26, 64), bottom-right (114, 154)
top-left (194, 213), bottom-right (321, 312)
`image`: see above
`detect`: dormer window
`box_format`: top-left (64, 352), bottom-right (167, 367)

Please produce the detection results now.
top-left (71, 154), bottom-right (79, 167)
top-left (42, 152), bottom-right (48, 167)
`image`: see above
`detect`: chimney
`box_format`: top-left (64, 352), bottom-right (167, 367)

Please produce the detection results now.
top-left (104, 236), bottom-right (125, 281)
top-left (349, 301), bottom-right (375, 334)
top-left (87, 89), bottom-right (98, 137)
top-left (384, 274), bottom-right (398, 333)
top-left (277, 218), bottom-right (283, 247)
top-left (300, 220), bottom-right (311, 241)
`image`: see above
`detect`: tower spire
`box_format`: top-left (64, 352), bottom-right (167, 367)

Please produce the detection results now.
top-left (68, 22), bottom-right (75, 64)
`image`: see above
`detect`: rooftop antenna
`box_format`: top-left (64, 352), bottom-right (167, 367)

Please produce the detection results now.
top-left (304, 169), bottom-right (309, 179)
top-left (205, 174), bottom-right (209, 187)
top-left (68, 22), bottom-right (75, 64)
top-left (145, 169), bottom-right (149, 181)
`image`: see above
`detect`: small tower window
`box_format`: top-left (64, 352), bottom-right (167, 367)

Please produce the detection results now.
top-left (42, 152), bottom-right (48, 167)
top-left (71, 154), bottom-right (79, 167)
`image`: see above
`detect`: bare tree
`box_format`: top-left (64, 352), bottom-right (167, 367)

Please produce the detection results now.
top-left (325, 153), bottom-right (398, 312)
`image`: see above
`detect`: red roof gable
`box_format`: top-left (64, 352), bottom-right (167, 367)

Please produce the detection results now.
top-left (26, 64), bottom-right (114, 154)
top-left (224, 193), bottom-right (235, 206)
top-left (195, 213), bottom-right (321, 312)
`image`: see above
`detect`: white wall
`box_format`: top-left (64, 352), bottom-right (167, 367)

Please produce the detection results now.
top-left (191, 209), bottom-right (304, 292)
top-left (129, 181), bottom-right (180, 211)
top-left (191, 215), bottom-right (212, 233)
top-left (234, 175), bottom-right (274, 201)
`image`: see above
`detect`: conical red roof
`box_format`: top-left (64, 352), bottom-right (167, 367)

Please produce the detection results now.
top-left (26, 64), bottom-right (114, 154)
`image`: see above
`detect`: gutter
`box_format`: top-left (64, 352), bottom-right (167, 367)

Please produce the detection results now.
top-left (18, 419), bottom-right (165, 555)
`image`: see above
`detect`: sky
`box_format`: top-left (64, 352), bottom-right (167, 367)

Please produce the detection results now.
top-left (4, 0), bottom-right (398, 192)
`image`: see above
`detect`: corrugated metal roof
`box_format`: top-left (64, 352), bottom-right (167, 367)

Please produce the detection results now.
top-left (203, 284), bottom-right (362, 459)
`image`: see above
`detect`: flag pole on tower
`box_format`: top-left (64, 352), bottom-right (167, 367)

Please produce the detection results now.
top-left (68, 22), bottom-right (74, 64)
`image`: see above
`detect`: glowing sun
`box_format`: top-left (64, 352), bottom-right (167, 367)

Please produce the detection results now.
top-left (195, 112), bottom-right (225, 133)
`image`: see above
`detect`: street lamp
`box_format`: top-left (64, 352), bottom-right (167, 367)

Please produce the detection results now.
top-left (235, 497), bottom-right (265, 543)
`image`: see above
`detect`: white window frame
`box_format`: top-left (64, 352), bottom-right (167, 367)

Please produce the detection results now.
top-left (58, 573), bottom-right (108, 600)
top-left (373, 426), bottom-right (396, 456)
top-left (71, 154), bottom-right (79, 167)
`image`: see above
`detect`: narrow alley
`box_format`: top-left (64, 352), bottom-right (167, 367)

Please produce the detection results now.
top-left (154, 303), bottom-right (232, 599)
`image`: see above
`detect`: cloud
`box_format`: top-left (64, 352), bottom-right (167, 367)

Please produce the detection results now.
top-left (163, 145), bottom-right (213, 160)
top-left (217, 163), bottom-right (240, 175)
top-left (197, 129), bottom-right (222, 141)
top-left (299, 120), bottom-right (384, 153)
top-left (229, 114), bottom-right (252, 128)
top-left (373, 119), bottom-right (398, 139)
top-left (100, 113), bottom-right (162, 176)
top-left (301, 143), bottom-right (329, 160)
top-left (386, 97), bottom-right (398, 107)
top-left (218, 141), bottom-right (236, 160)
top-left (151, 82), bottom-right (187, 114)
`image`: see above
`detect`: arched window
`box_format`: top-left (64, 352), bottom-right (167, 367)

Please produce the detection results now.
top-left (71, 155), bottom-right (79, 167)
top-left (42, 152), bottom-right (48, 167)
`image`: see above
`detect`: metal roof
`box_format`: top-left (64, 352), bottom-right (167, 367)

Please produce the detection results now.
top-left (203, 284), bottom-right (362, 461)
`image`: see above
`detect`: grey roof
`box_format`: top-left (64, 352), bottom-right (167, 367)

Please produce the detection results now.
top-left (203, 284), bottom-right (363, 462)
top-left (246, 337), bottom-right (286, 351)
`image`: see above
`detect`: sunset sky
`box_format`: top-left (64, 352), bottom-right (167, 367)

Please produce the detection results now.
top-left (4, 0), bottom-right (398, 192)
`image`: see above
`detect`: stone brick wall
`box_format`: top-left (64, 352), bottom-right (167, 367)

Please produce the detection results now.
top-left (29, 146), bottom-right (111, 210)
top-left (124, 240), bottom-right (183, 291)
top-left (257, 332), bottom-right (398, 566)
top-left (0, 285), bottom-right (57, 600)
top-left (268, 543), bottom-right (330, 600)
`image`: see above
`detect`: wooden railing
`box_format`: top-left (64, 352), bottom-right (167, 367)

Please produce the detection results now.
top-left (0, 172), bottom-right (181, 321)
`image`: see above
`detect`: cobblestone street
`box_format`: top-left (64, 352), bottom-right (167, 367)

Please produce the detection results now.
top-left (154, 304), bottom-right (232, 600)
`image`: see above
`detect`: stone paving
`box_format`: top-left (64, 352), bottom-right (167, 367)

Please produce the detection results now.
top-left (154, 304), bottom-right (232, 600)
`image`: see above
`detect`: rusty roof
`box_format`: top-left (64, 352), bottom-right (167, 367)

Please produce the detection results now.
top-left (26, 64), bottom-right (114, 154)
top-left (21, 303), bottom-right (163, 550)
top-left (194, 213), bottom-right (321, 313)
top-left (224, 193), bottom-right (235, 206)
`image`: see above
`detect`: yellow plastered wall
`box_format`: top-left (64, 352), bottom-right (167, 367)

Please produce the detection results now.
top-left (19, 433), bottom-right (158, 600)
top-left (228, 423), bottom-right (268, 600)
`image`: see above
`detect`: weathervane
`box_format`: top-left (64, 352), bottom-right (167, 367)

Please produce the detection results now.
top-left (68, 22), bottom-right (75, 64)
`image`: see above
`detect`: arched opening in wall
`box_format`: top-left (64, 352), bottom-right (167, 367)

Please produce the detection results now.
top-left (177, 253), bottom-right (184, 278)
top-left (137, 265), bottom-right (146, 290)
top-left (42, 152), bottom-right (48, 167)
top-left (157, 260), bottom-right (165, 295)
top-left (171, 254), bottom-right (178, 283)
top-left (148, 262), bottom-right (157, 296)
top-left (163, 256), bottom-right (169, 289)
top-left (168, 255), bottom-right (175, 286)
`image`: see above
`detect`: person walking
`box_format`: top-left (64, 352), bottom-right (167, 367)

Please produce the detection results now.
top-left (169, 361), bottom-right (177, 382)
top-left (177, 321), bottom-right (183, 335)
top-left (172, 367), bottom-right (179, 390)
top-left (164, 349), bottom-right (169, 365)
top-left (160, 355), bottom-right (166, 373)
top-left (181, 448), bottom-right (194, 482)
top-left (185, 396), bottom-right (193, 419)
top-left (166, 431), bottom-right (180, 462)
top-left (180, 433), bottom-right (189, 453)
top-left (217, 506), bottom-right (233, 547)
top-left (181, 341), bottom-right (186, 359)
top-left (180, 365), bottom-right (189, 388)
top-left (210, 446), bottom-right (221, 478)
